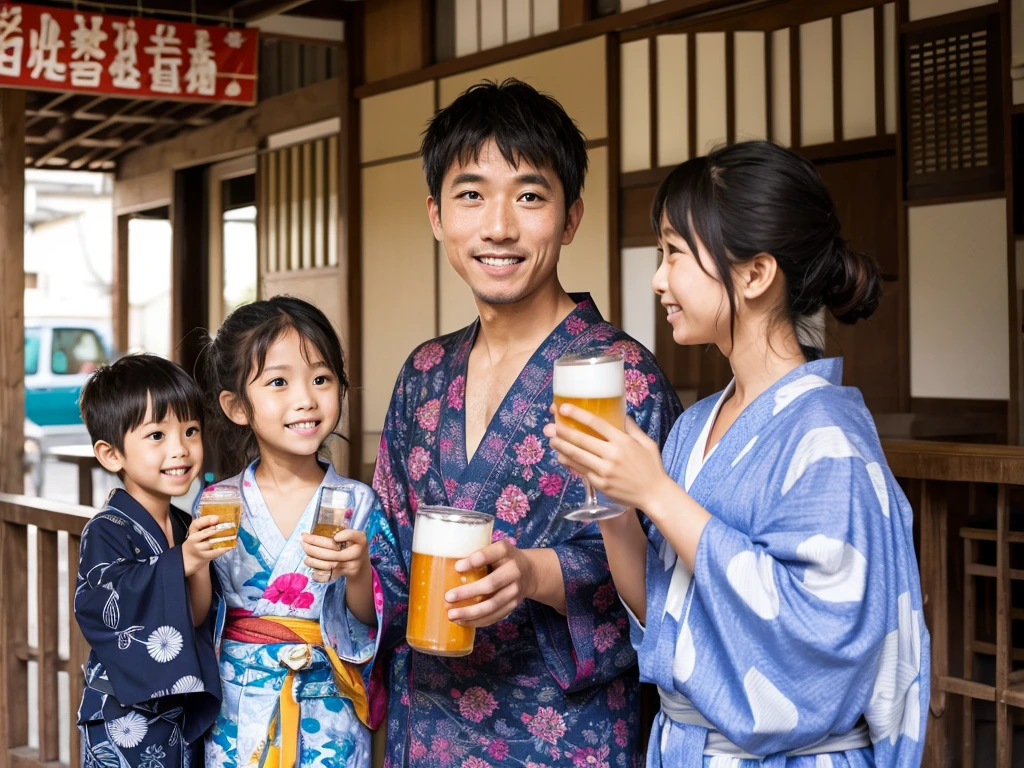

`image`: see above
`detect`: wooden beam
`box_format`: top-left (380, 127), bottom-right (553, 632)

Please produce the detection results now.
top-left (0, 89), bottom-right (24, 496)
top-left (560, 0), bottom-right (592, 28)
top-left (34, 100), bottom-right (139, 168)
top-left (118, 77), bottom-right (343, 180)
top-left (364, 0), bottom-right (432, 83)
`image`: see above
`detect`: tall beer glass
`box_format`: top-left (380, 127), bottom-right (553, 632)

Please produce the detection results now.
top-left (407, 507), bottom-right (494, 657)
top-left (552, 351), bottom-right (627, 521)
top-left (198, 482), bottom-right (242, 549)
top-left (310, 484), bottom-right (355, 583)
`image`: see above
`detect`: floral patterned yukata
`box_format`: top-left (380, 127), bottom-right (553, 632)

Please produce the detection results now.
top-left (364, 294), bottom-right (683, 768)
top-left (203, 462), bottom-right (386, 768)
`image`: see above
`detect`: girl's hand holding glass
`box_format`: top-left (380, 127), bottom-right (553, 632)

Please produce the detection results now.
top-left (301, 527), bottom-right (370, 584)
top-left (544, 402), bottom-right (673, 515)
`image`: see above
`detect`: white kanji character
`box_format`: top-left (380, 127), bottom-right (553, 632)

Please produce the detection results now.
top-left (0, 6), bottom-right (24, 78)
top-left (184, 28), bottom-right (215, 96)
top-left (144, 23), bottom-right (181, 94)
top-left (69, 14), bottom-right (107, 89)
top-left (27, 12), bottom-right (66, 82)
top-left (109, 20), bottom-right (141, 89)
top-left (224, 30), bottom-right (244, 50)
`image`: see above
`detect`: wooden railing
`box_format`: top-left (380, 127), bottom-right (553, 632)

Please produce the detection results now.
top-left (0, 493), bottom-right (95, 768)
top-left (883, 440), bottom-right (1024, 768)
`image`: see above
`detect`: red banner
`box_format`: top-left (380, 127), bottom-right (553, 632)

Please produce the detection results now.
top-left (0, 3), bottom-right (258, 105)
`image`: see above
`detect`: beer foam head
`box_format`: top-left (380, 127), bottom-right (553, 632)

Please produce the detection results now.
top-left (412, 508), bottom-right (494, 558)
top-left (552, 357), bottom-right (624, 399)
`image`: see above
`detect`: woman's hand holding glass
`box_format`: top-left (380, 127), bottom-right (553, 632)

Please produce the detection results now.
top-left (544, 402), bottom-right (672, 515)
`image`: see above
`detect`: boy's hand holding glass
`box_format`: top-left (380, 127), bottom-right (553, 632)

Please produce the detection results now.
top-left (543, 402), bottom-right (671, 516)
top-left (182, 515), bottom-right (234, 576)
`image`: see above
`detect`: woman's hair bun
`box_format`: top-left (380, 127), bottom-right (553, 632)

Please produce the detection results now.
top-left (824, 237), bottom-right (882, 324)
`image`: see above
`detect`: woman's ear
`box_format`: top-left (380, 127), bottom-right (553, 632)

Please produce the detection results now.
top-left (219, 391), bottom-right (250, 427)
top-left (738, 253), bottom-right (779, 301)
top-left (93, 441), bottom-right (124, 475)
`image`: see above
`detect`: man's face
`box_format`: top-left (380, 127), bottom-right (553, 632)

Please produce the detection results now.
top-left (428, 139), bottom-right (584, 307)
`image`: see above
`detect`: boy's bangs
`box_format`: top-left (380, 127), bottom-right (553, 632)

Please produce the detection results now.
top-left (143, 374), bottom-right (204, 429)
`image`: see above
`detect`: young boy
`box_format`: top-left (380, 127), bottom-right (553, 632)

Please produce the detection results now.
top-left (75, 354), bottom-right (227, 768)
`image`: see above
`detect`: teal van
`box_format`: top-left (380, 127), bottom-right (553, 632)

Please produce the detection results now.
top-left (25, 320), bottom-right (112, 431)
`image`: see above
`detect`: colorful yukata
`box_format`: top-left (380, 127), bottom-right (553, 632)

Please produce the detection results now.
top-left (203, 462), bottom-right (386, 768)
top-left (364, 294), bottom-right (683, 768)
top-left (636, 358), bottom-right (929, 767)
top-left (76, 488), bottom-right (222, 768)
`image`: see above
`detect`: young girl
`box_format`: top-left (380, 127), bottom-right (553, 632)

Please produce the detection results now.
top-left (197, 296), bottom-right (385, 768)
top-left (545, 141), bottom-right (929, 767)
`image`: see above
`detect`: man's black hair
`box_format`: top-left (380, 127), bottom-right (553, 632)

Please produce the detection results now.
top-left (420, 78), bottom-right (589, 214)
top-left (79, 353), bottom-right (204, 453)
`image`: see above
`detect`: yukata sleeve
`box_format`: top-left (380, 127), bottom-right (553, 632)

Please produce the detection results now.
top-left (676, 449), bottom-right (926, 757)
top-left (533, 354), bottom-right (684, 693)
top-left (368, 369), bottom-right (415, 654)
top-left (73, 516), bottom-right (214, 708)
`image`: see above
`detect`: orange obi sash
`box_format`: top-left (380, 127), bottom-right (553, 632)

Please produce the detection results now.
top-left (224, 612), bottom-right (370, 768)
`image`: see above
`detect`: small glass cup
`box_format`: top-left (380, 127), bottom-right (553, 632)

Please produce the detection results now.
top-left (552, 351), bottom-right (628, 521)
top-left (198, 482), bottom-right (242, 550)
top-left (310, 484), bottom-right (356, 583)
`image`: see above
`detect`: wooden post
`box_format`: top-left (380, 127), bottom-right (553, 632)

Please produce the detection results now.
top-left (920, 478), bottom-right (950, 767)
top-left (0, 88), bottom-right (24, 497)
top-left (112, 215), bottom-right (129, 355)
top-left (36, 530), bottom-right (59, 762)
top-left (995, 483), bottom-right (1011, 768)
top-left (68, 534), bottom-right (87, 768)
top-left (0, 521), bottom-right (29, 760)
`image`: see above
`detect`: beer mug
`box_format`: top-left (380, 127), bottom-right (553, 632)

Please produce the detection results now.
top-left (407, 506), bottom-right (494, 657)
top-left (310, 485), bottom-right (356, 583)
top-left (198, 482), bottom-right (242, 550)
top-left (552, 351), bottom-right (627, 521)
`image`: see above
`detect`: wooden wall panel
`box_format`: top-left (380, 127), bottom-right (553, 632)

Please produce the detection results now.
top-left (507, 0), bottom-right (531, 43)
top-left (455, 0), bottom-right (479, 57)
top-left (771, 28), bottom-right (792, 146)
top-left (800, 19), bottom-right (834, 146)
top-left (734, 31), bottom-right (767, 141)
top-left (908, 0), bottom-right (996, 21)
top-left (883, 3), bottom-right (896, 134)
top-left (909, 199), bottom-right (1010, 400)
top-left (533, 0), bottom-right (560, 35)
top-left (841, 9), bottom-right (876, 140)
top-left (657, 34), bottom-right (689, 165)
top-left (439, 37), bottom-right (607, 140)
top-left (562, 146), bottom-right (611, 315)
top-left (362, 159), bottom-right (436, 432)
top-left (365, 0), bottom-right (431, 83)
top-left (621, 39), bottom-right (652, 172)
top-left (481, 0), bottom-right (505, 50)
top-left (696, 32), bottom-right (728, 154)
top-left (621, 246), bottom-right (658, 355)
top-left (361, 82), bottom-right (436, 164)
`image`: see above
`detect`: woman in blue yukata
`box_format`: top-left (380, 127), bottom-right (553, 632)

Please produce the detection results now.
top-left (196, 296), bottom-right (386, 768)
top-left (546, 140), bottom-right (930, 767)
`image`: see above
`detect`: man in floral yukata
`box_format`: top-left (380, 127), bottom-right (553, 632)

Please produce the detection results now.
top-left (367, 79), bottom-right (683, 768)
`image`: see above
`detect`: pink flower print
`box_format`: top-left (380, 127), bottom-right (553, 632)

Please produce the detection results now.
top-left (458, 686), bottom-right (498, 723)
top-left (647, 373), bottom-right (657, 383)
top-left (591, 326), bottom-right (615, 341)
top-left (431, 737), bottom-right (454, 767)
top-left (414, 342), bottom-right (445, 371)
top-left (604, 340), bottom-right (643, 365)
top-left (410, 740), bottom-right (428, 760)
top-left (492, 530), bottom-right (517, 547)
top-left (416, 399), bottom-right (441, 432)
top-left (593, 582), bottom-right (616, 612)
top-left (440, 438), bottom-right (453, 453)
top-left (408, 446), bottom-right (431, 481)
top-left (613, 719), bottom-right (629, 748)
top-left (594, 622), bottom-right (620, 652)
top-left (538, 472), bottom-right (563, 497)
top-left (607, 677), bottom-right (626, 709)
top-left (487, 739), bottom-right (509, 760)
top-left (496, 621), bottom-right (519, 641)
top-left (448, 375), bottom-right (465, 410)
top-left (624, 368), bottom-right (651, 408)
top-left (292, 591), bottom-right (315, 610)
top-left (514, 434), bottom-right (544, 466)
top-left (263, 573), bottom-right (311, 607)
top-left (526, 763), bottom-right (551, 768)
top-left (523, 706), bottom-right (567, 745)
top-left (462, 759), bottom-right (491, 768)
top-left (521, 466), bottom-right (533, 481)
top-left (512, 397), bottom-right (529, 414)
top-left (444, 478), bottom-right (458, 497)
top-left (570, 746), bottom-right (610, 768)
top-left (473, 637), bottom-right (497, 663)
top-left (495, 484), bottom-right (529, 524)
top-left (454, 497), bottom-right (475, 510)
top-left (565, 316), bottom-right (588, 336)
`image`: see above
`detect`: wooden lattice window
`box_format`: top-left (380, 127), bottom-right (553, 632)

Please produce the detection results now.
top-left (902, 12), bottom-right (1003, 200)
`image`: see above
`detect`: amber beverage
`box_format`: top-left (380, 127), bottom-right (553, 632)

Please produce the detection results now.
top-left (198, 484), bottom-right (242, 550)
top-left (407, 507), bottom-right (494, 657)
top-left (309, 485), bottom-right (356, 583)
